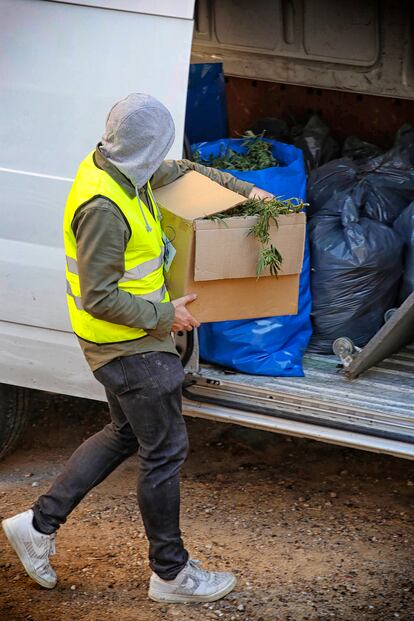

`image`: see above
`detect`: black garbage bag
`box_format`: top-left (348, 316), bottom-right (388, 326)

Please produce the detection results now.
top-left (354, 146), bottom-right (414, 225)
top-left (394, 124), bottom-right (414, 165)
top-left (308, 192), bottom-right (403, 353)
top-left (308, 146), bottom-right (414, 224)
top-left (342, 135), bottom-right (383, 161)
top-left (249, 114), bottom-right (339, 172)
top-left (293, 115), bottom-right (340, 172)
top-left (307, 158), bottom-right (359, 217)
top-left (394, 201), bottom-right (414, 303)
top-left (249, 117), bottom-right (291, 143)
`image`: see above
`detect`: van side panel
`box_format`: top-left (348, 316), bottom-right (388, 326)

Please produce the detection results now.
top-left (0, 0), bottom-right (194, 391)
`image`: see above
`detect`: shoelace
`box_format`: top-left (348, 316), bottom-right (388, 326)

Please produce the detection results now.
top-left (188, 559), bottom-right (211, 581)
top-left (37, 534), bottom-right (56, 575)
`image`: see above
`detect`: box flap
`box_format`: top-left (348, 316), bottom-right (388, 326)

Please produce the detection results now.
top-left (194, 212), bottom-right (306, 281)
top-left (153, 171), bottom-right (246, 220)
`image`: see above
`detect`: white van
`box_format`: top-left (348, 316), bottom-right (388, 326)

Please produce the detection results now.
top-left (1, 0), bottom-right (413, 459)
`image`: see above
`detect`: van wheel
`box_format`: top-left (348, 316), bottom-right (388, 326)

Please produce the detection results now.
top-left (0, 384), bottom-right (31, 459)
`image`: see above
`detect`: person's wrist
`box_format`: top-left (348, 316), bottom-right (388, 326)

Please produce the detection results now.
top-left (147, 301), bottom-right (175, 338)
top-left (249, 186), bottom-right (274, 200)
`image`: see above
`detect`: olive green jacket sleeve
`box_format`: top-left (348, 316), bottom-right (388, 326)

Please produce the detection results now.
top-left (72, 203), bottom-right (175, 339)
top-left (150, 159), bottom-right (255, 196)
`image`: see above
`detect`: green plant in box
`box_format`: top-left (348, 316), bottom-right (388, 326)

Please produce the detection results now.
top-left (208, 197), bottom-right (307, 278)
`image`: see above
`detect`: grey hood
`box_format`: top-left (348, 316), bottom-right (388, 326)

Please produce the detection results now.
top-left (100, 93), bottom-right (175, 190)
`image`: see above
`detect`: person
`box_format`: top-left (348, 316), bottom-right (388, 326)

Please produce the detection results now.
top-left (2, 94), bottom-right (273, 603)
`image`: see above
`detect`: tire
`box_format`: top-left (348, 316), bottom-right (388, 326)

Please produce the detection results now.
top-left (0, 384), bottom-right (31, 460)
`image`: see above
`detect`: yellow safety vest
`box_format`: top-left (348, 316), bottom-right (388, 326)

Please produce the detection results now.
top-left (63, 151), bottom-right (169, 344)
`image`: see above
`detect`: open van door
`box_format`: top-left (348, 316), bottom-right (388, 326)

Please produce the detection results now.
top-left (0, 0), bottom-right (195, 398)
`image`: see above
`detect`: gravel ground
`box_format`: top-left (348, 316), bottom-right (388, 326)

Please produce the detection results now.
top-left (0, 391), bottom-right (413, 621)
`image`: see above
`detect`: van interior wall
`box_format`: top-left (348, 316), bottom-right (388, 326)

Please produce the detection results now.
top-left (225, 77), bottom-right (414, 147)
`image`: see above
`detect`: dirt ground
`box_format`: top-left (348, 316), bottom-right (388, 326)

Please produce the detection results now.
top-left (0, 391), bottom-right (413, 621)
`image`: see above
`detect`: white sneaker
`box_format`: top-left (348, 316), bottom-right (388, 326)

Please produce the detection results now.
top-left (148, 559), bottom-right (236, 603)
top-left (2, 509), bottom-right (57, 589)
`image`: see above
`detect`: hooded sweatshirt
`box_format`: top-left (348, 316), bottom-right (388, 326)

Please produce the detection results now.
top-left (71, 93), bottom-right (254, 372)
top-left (100, 93), bottom-right (175, 190)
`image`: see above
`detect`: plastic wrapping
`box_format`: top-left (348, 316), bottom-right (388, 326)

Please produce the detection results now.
top-left (307, 146), bottom-right (414, 225)
top-left (293, 115), bottom-right (340, 172)
top-left (394, 201), bottom-right (414, 303)
top-left (249, 114), bottom-right (339, 172)
top-left (195, 138), bottom-right (312, 377)
top-left (185, 63), bottom-right (228, 144)
top-left (394, 124), bottom-right (414, 165)
top-left (307, 158), bottom-right (359, 217)
top-left (357, 147), bottom-right (414, 225)
top-left (308, 193), bottom-right (403, 353)
top-left (249, 117), bottom-right (291, 143)
top-left (194, 138), bottom-right (307, 200)
top-left (342, 135), bottom-right (383, 161)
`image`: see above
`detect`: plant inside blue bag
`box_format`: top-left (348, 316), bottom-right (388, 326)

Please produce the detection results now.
top-left (193, 136), bottom-right (312, 377)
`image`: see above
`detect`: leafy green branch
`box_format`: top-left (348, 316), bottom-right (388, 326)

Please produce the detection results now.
top-left (193, 131), bottom-right (279, 171)
top-left (207, 196), bottom-right (307, 277)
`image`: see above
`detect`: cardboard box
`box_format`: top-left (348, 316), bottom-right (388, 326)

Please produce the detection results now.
top-left (154, 171), bottom-right (306, 322)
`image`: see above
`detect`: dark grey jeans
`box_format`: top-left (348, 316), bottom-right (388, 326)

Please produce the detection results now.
top-left (32, 352), bottom-right (189, 580)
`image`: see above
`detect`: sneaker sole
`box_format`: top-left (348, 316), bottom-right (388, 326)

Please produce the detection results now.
top-left (148, 575), bottom-right (237, 604)
top-left (1, 519), bottom-right (56, 589)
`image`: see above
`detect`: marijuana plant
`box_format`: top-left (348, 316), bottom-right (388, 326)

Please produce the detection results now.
top-left (193, 131), bottom-right (279, 171)
top-left (208, 197), bottom-right (306, 277)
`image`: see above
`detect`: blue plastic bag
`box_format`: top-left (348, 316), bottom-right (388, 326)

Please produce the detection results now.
top-left (195, 138), bottom-right (312, 377)
top-left (185, 64), bottom-right (228, 144)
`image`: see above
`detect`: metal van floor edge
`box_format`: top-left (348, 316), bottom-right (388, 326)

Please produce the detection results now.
top-left (182, 349), bottom-right (414, 460)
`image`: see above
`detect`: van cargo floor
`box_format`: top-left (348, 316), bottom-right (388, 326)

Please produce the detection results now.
top-left (183, 348), bottom-right (414, 459)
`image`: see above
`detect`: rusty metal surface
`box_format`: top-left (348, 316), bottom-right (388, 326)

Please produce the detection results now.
top-left (225, 77), bottom-right (414, 146)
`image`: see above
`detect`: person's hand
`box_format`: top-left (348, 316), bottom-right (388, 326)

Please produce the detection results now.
top-left (171, 293), bottom-right (200, 332)
top-left (249, 186), bottom-right (274, 201)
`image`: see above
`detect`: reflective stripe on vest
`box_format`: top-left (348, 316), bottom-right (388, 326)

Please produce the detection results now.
top-left (66, 248), bottom-right (164, 283)
top-left (66, 256), bottom-right (79, 275)
top-left (120, 249), bottom-right (164, 282)
top-left (66, 280), bottom-right (167, 310)
top-left (63, 150), bottom-right (170, 344)
top-left (66, 280), bottom-right (83, 310)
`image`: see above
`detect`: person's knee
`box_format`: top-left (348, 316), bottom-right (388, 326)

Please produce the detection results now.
top-left (103, 422), bottom-right (138, 455)
top-left (140, 426), bottom-right (189, 483)
top-left (160, 427), bottom-right (189, 469)
top-left (173, 424), bottom-right (189, 466)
